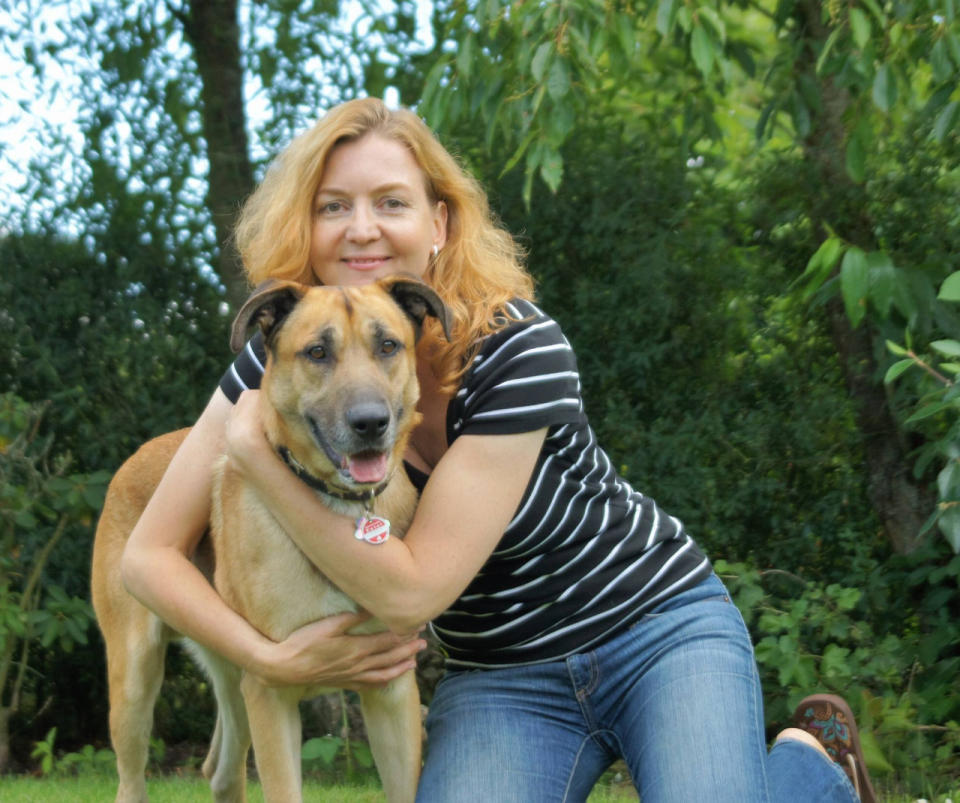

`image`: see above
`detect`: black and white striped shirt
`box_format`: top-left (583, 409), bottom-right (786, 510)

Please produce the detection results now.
top-left (219, 299), bottom-right (712, 669)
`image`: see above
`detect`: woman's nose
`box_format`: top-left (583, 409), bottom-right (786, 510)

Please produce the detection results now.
top-left (346, 204), bottom-right (380, 242)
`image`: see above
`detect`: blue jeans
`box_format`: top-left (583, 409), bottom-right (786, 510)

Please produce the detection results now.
top-left (417, 574), bottom-right (857, 803)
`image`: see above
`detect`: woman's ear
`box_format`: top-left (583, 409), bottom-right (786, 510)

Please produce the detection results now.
top-left (433, 200), bottom-right (448, 252)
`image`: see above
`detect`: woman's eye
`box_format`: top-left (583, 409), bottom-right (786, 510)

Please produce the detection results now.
top-left (307, 345), bottom-right (327, 361)
top-left (380, 340), bottom-right (399, 356)
top-left (382, 198), bottom-right (406, 210)
top-left (317, 200), bottom-right (344, 215)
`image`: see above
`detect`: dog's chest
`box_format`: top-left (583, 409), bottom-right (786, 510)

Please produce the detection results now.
top-left (210, 464), bottom-right (360, 641)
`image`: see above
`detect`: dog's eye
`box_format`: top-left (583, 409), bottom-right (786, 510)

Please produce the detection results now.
top-left (380, 340), bottom-right (399, 356)
top-left (306, 345), bottom-right (327, 362)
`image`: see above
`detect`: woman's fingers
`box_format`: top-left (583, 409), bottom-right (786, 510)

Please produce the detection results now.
top-left (258, 614), bottom-right (427, 689)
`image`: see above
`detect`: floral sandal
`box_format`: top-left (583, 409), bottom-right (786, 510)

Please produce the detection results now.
top-left (792, 694), bottom-right (879, 803)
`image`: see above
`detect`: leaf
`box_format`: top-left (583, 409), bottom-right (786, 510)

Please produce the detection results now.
top-left (816, 27), bottom-right (843, 74)
top-left (539, 147), bottom-right (563, 192)
top-left (799, 237), bottom-right (844, 298)
top-left (937, 459), bottom-right (960, 500)
top-left (859, 729), bottom-right (896, 774)
top-left (931, 339), bottom-right (960, 357)
top-left (616, 12), bottom-right (636, 58)
top-left (849, 8), bottom-right (871, 50)
top-left (933, 101), bottom-right (959, 144)
top-left (697, 6), bottom-right (726, 43)
top-left (931, 38), bottom-right (953, 83)
top-left (905, 399), bottom-right (956, 424)
top-left (546, 59), bottom-right (570, 101)
top-left (82, 482), bottom-right (107, 510)
top-left (691, 23), bottom-right (716, 78)
top-left (846, 135), bottom-right (866, 184)
top-left (350, 741), bottom-right (374, 768)
top-left (567, 26), bottom-right (597, 76)
top-left (14, 510), bottom-right (38, 529)
top-left (499, 128), bottom-right (538, 177)
top-left (884, 359), bottom-right (915, 384)
top-left (755, 100), bottom-right (779, 140)
top-left (531, 42), bottom-right (552, 83)
top-left (456, 33), bottom-right (475, 80)
top-left (841, 247), bottom-right (869, 327)
top-left (302, 736), bottom-right (342, 766)
top-left (937, 506), bottom-right (960, 553)
top-left (821, 644), bottom-right (852, 678)
top-left (807, 237), bottom-right (844, 275)
top-left (871, 63), bottom-right (896, 113)
top-left (63, 615), bottom-right (86, 646)
top-left (948, 31), bottom-right (960, 64)
top-left (859, 0), bottom-right (887, 25)
top-left (866, 250), bottom-right (897, 316)
top-left (656, 0), bottom-right (678, 36)
top-left (938, 271), bottom-right (960, 301)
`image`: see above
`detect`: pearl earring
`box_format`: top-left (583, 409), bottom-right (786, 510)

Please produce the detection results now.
top-left (432, 244), bottom-right (439, 257)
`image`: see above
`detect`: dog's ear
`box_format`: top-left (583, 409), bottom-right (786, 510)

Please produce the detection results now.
top-left (379, 274), bottom-right (453, 343)
top-left (230, 280), bottom-right (307, 353)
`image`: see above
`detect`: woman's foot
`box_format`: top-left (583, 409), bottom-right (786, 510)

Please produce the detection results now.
top-left (788, 694), bottom-right (879, 803)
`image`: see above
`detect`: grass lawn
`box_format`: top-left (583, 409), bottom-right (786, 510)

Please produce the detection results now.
top-left (0, 773), bottom-right (957, 802)
top-left (0, 774), bottom-right (643, 802)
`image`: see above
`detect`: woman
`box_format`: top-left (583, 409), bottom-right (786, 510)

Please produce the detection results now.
top-left (122, 97), bottom-right (875, 802)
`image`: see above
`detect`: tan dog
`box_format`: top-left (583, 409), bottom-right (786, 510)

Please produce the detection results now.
top-left (91, 275), bottom-right (450, 803)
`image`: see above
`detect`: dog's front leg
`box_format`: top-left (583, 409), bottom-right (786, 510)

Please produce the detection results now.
top-left (358, 670), bottom-right (421, 803)
top-left (240, 674), bottom-right (304, 802)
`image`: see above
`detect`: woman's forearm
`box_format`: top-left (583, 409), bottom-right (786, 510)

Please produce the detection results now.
top-left (225, 391), bottom-right (548, 633)
top-left (120, 542), bottom-right (278, 677)
top-left (121, 539), bottom-right (426, 687)
top-left (231, 439), bottom-right (433, 632)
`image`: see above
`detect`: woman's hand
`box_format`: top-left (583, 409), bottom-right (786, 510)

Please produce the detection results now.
top-left (224, 389), bottom-right (272, 476)
top-left (252, 611), bottom-right (427, 690)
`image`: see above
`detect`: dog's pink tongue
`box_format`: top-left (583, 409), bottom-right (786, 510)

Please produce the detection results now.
top-left (347, 453), bottom-right (388, 484)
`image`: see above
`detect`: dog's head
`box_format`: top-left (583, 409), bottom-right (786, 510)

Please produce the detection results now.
top-left (229, 276), bottom-right (450, 494)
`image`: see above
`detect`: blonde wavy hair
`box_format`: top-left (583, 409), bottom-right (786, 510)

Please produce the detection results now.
top-left (234, 97), bottom-right (535, 392)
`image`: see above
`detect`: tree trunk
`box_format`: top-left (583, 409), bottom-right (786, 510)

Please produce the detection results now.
top-left (181, 0), bottom-right (254, 312)
top-left (796, 0), bottom-right (933, 554)
top-left (0, 706), bottom-right (10, 773)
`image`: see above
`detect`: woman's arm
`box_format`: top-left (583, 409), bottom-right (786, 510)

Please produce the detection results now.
top-left (120, 387), bottom-right (426, 688)
top-left (225, 389), bottom-right (548, 635)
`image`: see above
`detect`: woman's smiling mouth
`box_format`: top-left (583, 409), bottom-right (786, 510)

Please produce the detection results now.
top-left (343, 256), bottom-right (391, 270)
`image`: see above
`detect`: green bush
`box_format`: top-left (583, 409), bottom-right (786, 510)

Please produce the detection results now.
top-left (717, 556), bottom-right (960, 789)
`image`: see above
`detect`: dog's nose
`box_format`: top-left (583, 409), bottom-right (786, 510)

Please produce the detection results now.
top-left (347, 401), bottom-right (390, 439)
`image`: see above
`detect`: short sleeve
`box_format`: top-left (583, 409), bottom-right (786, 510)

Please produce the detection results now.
top-left (218, 330), bottom-right (266, 403)
top-left (452, 301), bottom-right (584, 438)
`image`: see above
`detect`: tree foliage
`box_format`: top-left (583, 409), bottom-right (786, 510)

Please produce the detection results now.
top-left (0, 395), bottom-right (109, 772)
top-left (419, 0), bottom-right (960, 555)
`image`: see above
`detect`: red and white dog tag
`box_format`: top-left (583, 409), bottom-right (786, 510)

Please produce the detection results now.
top-left (354, 515), bottom-right (390, 545)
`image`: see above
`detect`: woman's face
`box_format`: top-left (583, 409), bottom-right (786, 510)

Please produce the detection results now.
top-left (309, 134), bottom-right (448, 287)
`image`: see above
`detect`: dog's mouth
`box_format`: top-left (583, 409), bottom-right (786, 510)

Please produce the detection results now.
top-left (343, 450), bottom-right (389, 484)
top-left (307, 417), bottom-right (390, 485)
